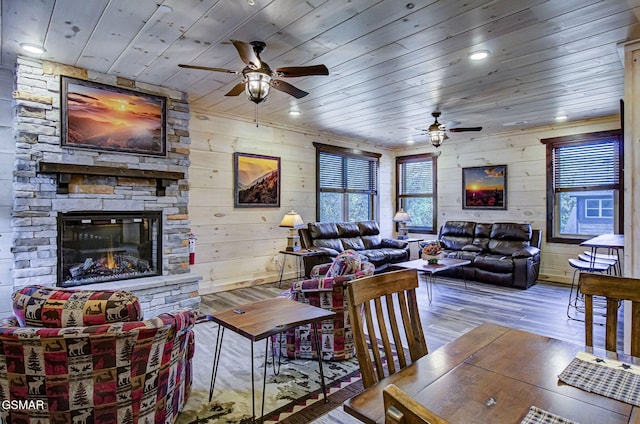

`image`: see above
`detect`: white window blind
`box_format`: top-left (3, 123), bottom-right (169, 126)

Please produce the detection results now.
top-left (319, 152), bottom-right (377, 193)
top-left (553, 140), bottom-right (620, 191)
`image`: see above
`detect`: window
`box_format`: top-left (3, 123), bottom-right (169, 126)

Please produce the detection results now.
top-left (542, 130), bottom-right (623, 243)
top-left (315, 142), bottom-right (380, 222)
top-left (396, 153), bottom-right (437, 233)
top-left (585, 198), bottom-right (613, 218)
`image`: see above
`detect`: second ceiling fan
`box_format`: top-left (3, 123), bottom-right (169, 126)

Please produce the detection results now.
top-left (423, 112), bottom-right (482, 147)
top-left (179, 40), bottom-right (329, 104)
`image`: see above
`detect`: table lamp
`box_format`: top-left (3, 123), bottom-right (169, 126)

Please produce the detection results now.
top-left (393, 209), bottom-right (411, 240)
top-left (279, 210), bottom-right (305, 251)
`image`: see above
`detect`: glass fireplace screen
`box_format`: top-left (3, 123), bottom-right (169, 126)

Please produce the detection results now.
top-left (58, 212), bottom-right (162, 287)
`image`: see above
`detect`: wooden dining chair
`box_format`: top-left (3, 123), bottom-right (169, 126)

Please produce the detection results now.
top-left (383, 384), bottom-right (449, 424)
top-left (346, 268), bottom-right (428, 388)
top-left (579, 272), bottom-right (640, 356)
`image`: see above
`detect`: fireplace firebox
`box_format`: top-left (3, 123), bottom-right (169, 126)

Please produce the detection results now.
top-left (58, 212), bottom-right (162, 287)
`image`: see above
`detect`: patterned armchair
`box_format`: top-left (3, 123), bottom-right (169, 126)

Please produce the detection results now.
top-left (0, 285), bottom-right (196, 424)
top-left (278, 250), bottom-right (375, 361)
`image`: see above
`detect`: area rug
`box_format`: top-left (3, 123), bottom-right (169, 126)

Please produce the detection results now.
top-left (176, 320), bottom-right (363, 424)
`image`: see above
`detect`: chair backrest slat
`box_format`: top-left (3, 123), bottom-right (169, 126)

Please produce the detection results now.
top-left (579, 273), bottom-right (640, 356)
top-left (392, 291), bottom-right (409, 367)
top-left (347, 269), bottom-right (428, 388)
top-left (374, 296), bottom-right (397, 377)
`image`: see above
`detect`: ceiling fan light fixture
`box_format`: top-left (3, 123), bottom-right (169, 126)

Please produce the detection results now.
top-left (427, 112), bottom-right (446, 148)
top-left (245, 72), bottom-right (271, 104)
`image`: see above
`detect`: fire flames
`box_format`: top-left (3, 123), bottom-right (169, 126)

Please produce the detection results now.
top-left (106, 249), bottom-right (116, 269)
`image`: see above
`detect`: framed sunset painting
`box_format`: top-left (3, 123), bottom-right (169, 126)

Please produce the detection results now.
top-left (61, 76), bottom-right (166, 156)
top-left (234, 153), bottom-right (281, 208)
top-left (462, 165), bottom-right (507, 210)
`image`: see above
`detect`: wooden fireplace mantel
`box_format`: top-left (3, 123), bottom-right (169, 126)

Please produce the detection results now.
top-left (38, 161), bottom-right (185, 196)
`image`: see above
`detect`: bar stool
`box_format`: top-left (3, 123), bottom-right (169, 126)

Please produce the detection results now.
top-left (582, 251), bottom-right (621, 276)
top-left (566, 258), bottom-right (610, 321)
top-left (577, 253), bottom-right (617, 274)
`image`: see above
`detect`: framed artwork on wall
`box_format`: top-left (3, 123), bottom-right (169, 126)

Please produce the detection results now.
top-left (462, 165), bottom-right (507, 209)
top-left (234, 152), bottom-right (281, 208)
top-left (61, 76), bottom-right (167, 156)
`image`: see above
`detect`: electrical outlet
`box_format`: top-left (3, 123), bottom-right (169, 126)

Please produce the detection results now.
top-left (273, 255), bottom-right (280, 265)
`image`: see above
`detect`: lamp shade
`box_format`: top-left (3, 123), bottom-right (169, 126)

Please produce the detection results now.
top-left (393, 209), bottom-right (411, 222)
top-left (279, 210), bottom-right (304, 228)
top-left (245, 71), bottom-right (271, 104)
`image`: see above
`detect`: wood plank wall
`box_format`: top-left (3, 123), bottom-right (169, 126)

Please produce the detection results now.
top-left (188, 109), bottom-right (619, 295)
top-left (188, 112), bottom-right (393, 294)
top-left (398, 116), bottom-right (620, 286)
top-left (0, 69), bottom-right (13, 310)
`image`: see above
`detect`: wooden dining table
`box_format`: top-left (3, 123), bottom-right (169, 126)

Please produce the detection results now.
top-left (343, 323), bottom-right (640, 424)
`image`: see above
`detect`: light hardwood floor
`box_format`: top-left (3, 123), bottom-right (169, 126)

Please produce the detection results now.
top-left (199, 275), bottom-right (607, 423)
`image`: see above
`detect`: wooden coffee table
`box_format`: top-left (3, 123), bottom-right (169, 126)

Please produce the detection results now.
top-left (208, 297), bottom-right (336, 423)
top-left (394, 258), bottom-right (471, 303)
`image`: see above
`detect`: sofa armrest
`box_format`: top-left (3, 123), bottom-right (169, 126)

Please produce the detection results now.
top-left (511, 246), bottom-right (540, 258)
top-left (381, 238), bottom-right (408, 249)
top-left (291, 276), bottom-right (352, 292)
top-left (310, 262), bottom-right (332, 277)
top-left (316, 247), bottom-right (340, 256)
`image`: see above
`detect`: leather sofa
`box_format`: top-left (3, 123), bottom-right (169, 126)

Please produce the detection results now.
top-left (420, 221), bottom-right (542, 289)
top-left (299, 221), bottom-right (409, 277)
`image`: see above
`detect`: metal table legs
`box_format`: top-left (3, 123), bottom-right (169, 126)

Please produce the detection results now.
top-left (208, 323), bottom-right (329, 423)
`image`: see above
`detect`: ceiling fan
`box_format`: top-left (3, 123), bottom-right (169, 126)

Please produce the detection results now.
top-left (179, 40), bottom-right (329, 104)
top-left (422, 112), bottom-right (482, 148)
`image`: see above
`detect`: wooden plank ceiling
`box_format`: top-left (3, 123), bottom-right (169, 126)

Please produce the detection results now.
top-left (2, 0), bottom-right (639, 148)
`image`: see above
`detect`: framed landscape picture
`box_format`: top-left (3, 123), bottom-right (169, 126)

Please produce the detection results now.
top-left (61, 76), bottom-right (166, 156)
top-left (462, 165), bottom-right (507, 209)
top-left (234, 153), bottom-right (281, 208)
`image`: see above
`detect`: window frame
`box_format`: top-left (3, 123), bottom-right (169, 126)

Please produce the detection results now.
top-left (542, 129), bottom-right (623, 244)
top-left (314, 142), bottom-right (381, 222)
top-left (395, 153), bottom-right (438, 234)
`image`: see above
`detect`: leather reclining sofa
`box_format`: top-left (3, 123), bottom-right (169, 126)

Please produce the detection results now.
top-left (299, 221), bottom-right (409, 276)
top-left (420, 221), bottom-right (542, 289)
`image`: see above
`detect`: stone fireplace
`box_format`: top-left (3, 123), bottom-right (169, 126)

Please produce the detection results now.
top-left (11, 57), bottom-right (201, 317)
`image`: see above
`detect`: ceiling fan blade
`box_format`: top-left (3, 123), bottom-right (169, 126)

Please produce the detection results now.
top-left (224, 82), bottom-right (246, 96)
top-left (444, 120), bottom-right (460, 128)
top-left (275, 64), bottom-right (329, 78)
top-left (449, 127), bottom-right (483, 132)
top-left (231, 39), bottom-right (261, 69)
top-left (270, 80), bottom-right (309, 99)
top-left (178, 64), bottom-right (238, 74)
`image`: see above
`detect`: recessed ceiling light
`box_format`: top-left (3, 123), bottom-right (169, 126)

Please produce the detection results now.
top-left (20, 43), bottom-right (46, 54)
top-left (555, 115), bottom-right (568, 121)
top-left (407, 139), bottom-right (415, 144)
top-left (289, 110), bottom-right (301, 116)
top-left (468, 50), bottom-right (490, 61)
top-left (157, 4), bottom-right (173, 14)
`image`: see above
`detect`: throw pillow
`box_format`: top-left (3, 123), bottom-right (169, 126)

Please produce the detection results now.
top-left (12, 285), bottom-right (143, 328)
top-left (325, 250), bottom-right (362, 278)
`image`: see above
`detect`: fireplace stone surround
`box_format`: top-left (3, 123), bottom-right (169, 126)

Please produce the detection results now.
top-left (11, 57), bottom-right (201, 317)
